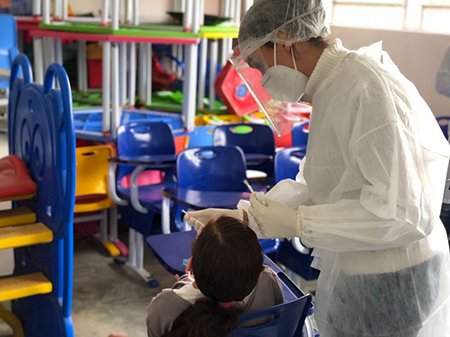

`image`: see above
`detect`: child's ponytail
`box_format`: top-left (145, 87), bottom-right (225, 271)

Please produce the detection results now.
top-left (163, 216), bottom-right (263, 337)
top-left (163, 298), bottom-right (242, 337)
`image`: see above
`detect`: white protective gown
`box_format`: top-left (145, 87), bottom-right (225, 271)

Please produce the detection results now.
top-left (256, 40), bottom-right (450, 337)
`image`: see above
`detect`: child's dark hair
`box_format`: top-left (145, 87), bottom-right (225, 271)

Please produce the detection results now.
top-left (163, 216), bottom-right (264, 337)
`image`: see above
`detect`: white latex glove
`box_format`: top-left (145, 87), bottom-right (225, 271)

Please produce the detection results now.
top-left (184, 208), bottom-right (244, 232)
top-left (248, 194), bottom-right (302, 239)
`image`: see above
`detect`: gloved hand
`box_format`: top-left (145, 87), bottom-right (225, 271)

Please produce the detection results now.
top-left (184, 208), bottom-right (245, 232)
top-left (248, 194), bottom-right (302, 238)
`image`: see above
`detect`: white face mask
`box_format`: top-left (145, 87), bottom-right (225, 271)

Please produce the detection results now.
top-left (260, 44), bottom-right (308, 103)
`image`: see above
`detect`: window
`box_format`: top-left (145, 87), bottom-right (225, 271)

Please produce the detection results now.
top-left (326, 0), bottom-right (450, 34)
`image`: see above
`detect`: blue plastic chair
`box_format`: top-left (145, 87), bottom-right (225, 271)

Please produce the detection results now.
top-left (146, 230), bottom-right (314, 337)
top-left (233, 273), bottom-right (312, 337)
top-left (9, 55), bottom-right (75, 337)
top-left (213, 124), bottom-right (275, 185)
top-left (436, 116), bottom-right (450, 139)
top-left (172, 146), bottom-right (279, 255)
top-left (0, 14), bottom-right (18, 90)
top-left (274, 147), bottom-right (319, 281)
top-left (275, 147), bottom-right (306, 182)
top-left (292, 122), bottom-right (309, 148)
top-left (177, 146), bottom-right (247, 191)
top-left (109, 122), bottom-right (177, 286)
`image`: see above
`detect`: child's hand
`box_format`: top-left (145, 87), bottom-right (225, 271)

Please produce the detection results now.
top-left (175, 274), bottom-right (180, 281)
top-left (109, 334), bottom-right (128, 337)
top-left (185, 257), bottom-right (192, 274)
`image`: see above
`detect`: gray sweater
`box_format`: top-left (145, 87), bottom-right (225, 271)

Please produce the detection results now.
top-left (146, 266), bottom-right (284, 337)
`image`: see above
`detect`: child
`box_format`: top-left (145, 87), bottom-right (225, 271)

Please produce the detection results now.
top-left (146, 215), bottom-right (284, 337)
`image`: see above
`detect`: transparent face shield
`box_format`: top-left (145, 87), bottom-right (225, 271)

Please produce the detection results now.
top-left (230, 47), bottom-right (308, 136)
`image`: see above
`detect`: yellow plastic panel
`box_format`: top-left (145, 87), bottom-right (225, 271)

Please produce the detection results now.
top-left (103, 241), bottom-right (121, 257)
top-left (0, 273), bottom-right (52, 302)
top-left (0, 223), bottom-right (53, 250)
top-left (75, 145), bottom-right (115, 212)
top-left (0, 207), bottom-right (36, 228)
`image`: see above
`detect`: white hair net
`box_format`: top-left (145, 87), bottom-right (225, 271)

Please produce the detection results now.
top-left (237, 0), bottom-right (330, 61)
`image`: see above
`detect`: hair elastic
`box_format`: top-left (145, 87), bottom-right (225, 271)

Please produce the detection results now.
top-left (218, 301), bottom-right (235, 308)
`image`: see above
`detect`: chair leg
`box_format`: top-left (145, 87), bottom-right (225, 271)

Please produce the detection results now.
top-left (108, 207), bottom-right (128, 255)
top-left (114, 228), bottom-right (159, 287)
top-left (0, 303), bottom-right (25, 337)
top-left (99, 209), bottom-right (120, 257)
top-left (161, 196), bottom-right (171, 234)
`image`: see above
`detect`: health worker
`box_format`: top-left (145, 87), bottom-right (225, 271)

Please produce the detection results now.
top-left (186, 1), bottom-right (450, 336)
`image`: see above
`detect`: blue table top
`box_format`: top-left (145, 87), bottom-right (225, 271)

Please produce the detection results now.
top-left (244, 153), bottom-right (273, 165)
top-left (162, 188), bottom-right (250, 210)
top-left (117, 154), bottom-right (176, 168)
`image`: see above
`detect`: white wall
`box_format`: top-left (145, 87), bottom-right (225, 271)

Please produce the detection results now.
top-left (331, 26), bottom-right (450, 116)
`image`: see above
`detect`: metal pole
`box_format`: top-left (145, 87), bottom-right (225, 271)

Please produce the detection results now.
top-left (33, 0), bottom-right (42, 16)
top-left (126, 0), bottom-right (133, 23)
top-left (77, 42), bottom-right (85, 90)
top-left (145, 43), bottom-right (152, 106)
top-left (55, 38), bottom-right (63, 65)
top-left (111, 42), bottom-right (120, 137)
top-left (101, 0), bottom-right (110, 26)
top-left (138, 44), bottom-right (146, 104)
top-left (182, 44), bottom-right (198, 131)
top-left (128, 43), bottom-right (137, 106)
top-left (119, 43), bottom-right (127, 105)
top-left (234, 0), bottom-right (242, 24)
top-left (133, 0), bottom-right (139, 25)
top-left (43, 0), bottom-right (51, 24)
top-left (197, 38), bottom-right (208, 109)
top-left (209, 40), bottom-right (218, 110)
top-left (33, 38), bottom-right (44, 84)
top-left (102, 42), bottom-right (111, 133)
top-left (183, 0), bottom-right (193, 31)
top-left (111, 0), bottom-right (120, 30)
top-left (229, 0), bottom-right (236, 25)
top-left (176, 45), bottom-right (183, 79)
top-left (192, 0), bottom-right (201, 33)
top-left (78, 41), bottom-right (88, 91)
top-left (62, 0), bottom-right (68, 21)
top-left (54, 0), bottom-right (62, 20)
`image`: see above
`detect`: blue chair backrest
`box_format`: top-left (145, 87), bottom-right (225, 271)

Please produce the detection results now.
top-left (177, 146), bottom-right (247, 191)
top-left (275, 147), bottom-right (306, 182)
top-left (0, 14), bottom-right (18, 71)
top-left (187, 125), bottom-right (215, 148)
top-left (117, 122), bottom-right (176, 179)
top-left (436, 116), bottom-right (450, 139)
top-left (213, 123), bottom-right (275, 156)
top-left (292, 122), bottom-right (309, 148)
top-left (232, 272), bottom-right (312, 337)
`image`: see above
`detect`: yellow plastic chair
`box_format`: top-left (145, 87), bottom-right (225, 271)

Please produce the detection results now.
top-left (75, 145), bottom-right (123, 256)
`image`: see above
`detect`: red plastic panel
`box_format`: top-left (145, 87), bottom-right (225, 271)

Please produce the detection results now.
top-left (0, 155), bottom-right (37, 199)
